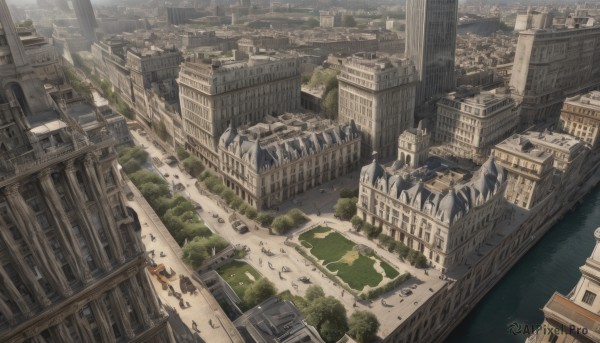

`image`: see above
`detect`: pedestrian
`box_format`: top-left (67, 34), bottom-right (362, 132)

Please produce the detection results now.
top-left (209, 319), bottom-right (213, 328)
top-left (341, 290), bottom-right (345, 297)
top-left (192, 320), bottom-right (197, 328)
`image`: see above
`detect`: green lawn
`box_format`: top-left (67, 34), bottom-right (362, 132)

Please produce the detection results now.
top-left (327, 255), bottom-right (382, 290)
top-left (299, 226), bottom-right (400, 291)
top-left (380, 260), bottom-right (400, 279)
top-left (299, 227), bottom-right (356, 264)
top-left (216, 261), bottom-right (261, 302)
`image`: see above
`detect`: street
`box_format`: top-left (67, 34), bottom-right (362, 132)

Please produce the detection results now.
top-left (129, 129), bottom-right (446, 338)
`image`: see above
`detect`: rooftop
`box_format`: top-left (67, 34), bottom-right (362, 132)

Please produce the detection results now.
top-left (565, 90), bottom-right (600, 111)
top-left (219, 113), bottom-right (360, 172)
top-left (361, 156), bottom-right (504, 225)
top-left (233, 297), bottom-right (324, 343)
top-left (494, 135), bottom-right (553, 163)
top-left (521, 130), bottom-right (585, 154)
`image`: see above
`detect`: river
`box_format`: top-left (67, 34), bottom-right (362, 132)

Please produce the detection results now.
top-left (445, 185), bottom-right (600, 343)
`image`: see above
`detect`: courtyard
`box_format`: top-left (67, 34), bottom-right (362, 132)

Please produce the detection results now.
top-left (216, 261), bottom-right (262, 310)
top-left (299, 226), bottom-right (400, 291)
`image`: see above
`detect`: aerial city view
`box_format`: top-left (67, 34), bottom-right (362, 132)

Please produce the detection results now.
top-left (1, 0), bottom-right (600, 342)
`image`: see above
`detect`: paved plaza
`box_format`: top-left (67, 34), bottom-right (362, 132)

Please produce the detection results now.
top-left (129, 129), bottom-right (448, 338)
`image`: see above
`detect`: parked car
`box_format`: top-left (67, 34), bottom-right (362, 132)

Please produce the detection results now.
top-left (298, 276), bottom-right (310, 283)
top-left (164, 173), bottom-right (169, 177)
top-left (400, 288), bottom-right (412, 297)
top-left (238, 225), bottom-right (249, 234)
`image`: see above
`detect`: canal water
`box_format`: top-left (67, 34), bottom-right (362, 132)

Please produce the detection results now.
top-left (446, 185), bottom-right (600, 343)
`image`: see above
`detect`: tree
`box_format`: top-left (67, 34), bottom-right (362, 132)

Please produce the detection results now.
top-left (342, 15), bottom-right (357, 27)
top-left (139, 183), bottom-right (170, 203)
top-left (272, 215), bottom-right (293, 235)
top-left (257, 212), bottom-right (274, 226)
top-left (322, 88), bottom-right (338, 119)
top-left (348, 311), bottom-right (380, 343)
top-left (305, 296), bottom-right (348, 343)
top-left (335, 197), bottom-right (357, 220)
top-left (245, 207), bottom-right (258, 220)
top-left (305, 285), bottom-right (325, 302)
top-left (182, 235), bottom-right (229, 268)
top-left (339, 188), bottom-right (359, 198)
top-left (351, 215), bottom-right (363, 229)
top-left (244, 278), bottom-right (277, 307)
top-left (286, 208), bottom-right (306, 225)
top-left (176, 147), bottom-right (190, 161)
top-left (230, 197), bottom-right (243, 210)
top-left (183, 156), bottom-right (204, 177)
top-left (306, 17), bottom-right (320, 28)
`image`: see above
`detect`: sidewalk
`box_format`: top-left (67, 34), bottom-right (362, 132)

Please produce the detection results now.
top-left (127, 188), bottom-right (243, 343)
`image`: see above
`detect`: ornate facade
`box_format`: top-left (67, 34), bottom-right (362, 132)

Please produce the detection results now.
top-left (338, 53), bottom-right (417, 161)
top-left (0, 3), bottom-right (174, 341)
top-left (435, 87), bottom-right (518, 163)
top-left (178, 54), bottom-right (301, 169)
top-left (560, 91), bottom-right (600, 147)
top-left (357, 156), bottom-right (507, 271)
top-left (218, 114), bottom-right (361, 210)
top-left (492, 135), bottom-right (555, 210)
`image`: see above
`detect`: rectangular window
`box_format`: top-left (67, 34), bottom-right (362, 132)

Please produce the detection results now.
top-left (582, 290), bottom-right (596, 305)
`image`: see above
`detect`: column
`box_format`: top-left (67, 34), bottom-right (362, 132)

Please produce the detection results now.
top-left (90, 299), bottom-right (115, 343)
top-left (0, 262), bottom-right (31, 319)
top-left (0, 293), bottom-right (14, 325)
top-left (127, 277), bottom-right (153, 328)
top-left (51, 322), bottom-right (73, 342)
top-left (137, 271), bottom-right (162, 319)
top-left (83, 154), bottom-right (125, 263)
top-left (107, 288), bottom-right (135, 339)
top-left (63, 159), bottom-right (112, 271)
top-left (4, 183), bottom-right (72, 297)
top-left (38, 168), bottom-right (92, 283)
top-left (0, 214), bottom-right (50, 307)
top-left (0, 0), bottom-right (28, 66)
top-left (72, 313), bottom-right (96, 343)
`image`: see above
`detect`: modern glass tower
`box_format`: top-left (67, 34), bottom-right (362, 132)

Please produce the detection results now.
top-left (405, 0), bottom-right (458, 105)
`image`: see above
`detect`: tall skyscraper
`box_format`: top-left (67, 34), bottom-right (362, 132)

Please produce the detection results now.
top-left (72, 0), bottom-right (98, 43)
top-left (405, 0), bottom-right (458, 106)
top-left (0, 2), bottom-right (174, 342)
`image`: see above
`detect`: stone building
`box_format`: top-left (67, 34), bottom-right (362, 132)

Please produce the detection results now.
top-left (178, 54), bottom-right (301, 169)
top-left (405, 0), bottom-right (458, 105)
top-left (0, 1), bottom-right (174, 341)
top-left (319, 12), bottom-right (340, 28)
top-left (218, 114), bottom-right (361, 210)
top-left (19, 29), bottom-right (62, 85)
top-left (338, 53), bottom-right (417, 162)
top-left (527, 228), bottom-right (600, 343)
top-left (72, 0), bottom-right (98, 44)
top-left (560, 91), bottom-right (600, 147)
top-left (91, 38), bottom-right (132, 105)
top-left (435, 87), bottom-right (518, 163)
top-left (520, 131), bottom-right (588, 191)
top-left (397, 122), bottom-right (431, 169)
top-left (237, 36), bottom-right (290, 54)
top-left (510, 26), bottom-right (600, 127)
top-left (357, 156), bottom-right (507, 271)
top-left (126, 46), bottom-right (182, 128)
top-left (492, 135), bottom-right (555, 210)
